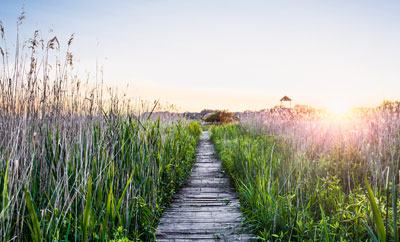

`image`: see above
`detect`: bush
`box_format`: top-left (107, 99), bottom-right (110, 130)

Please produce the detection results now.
top-left (202, 110), bottom-right (237, 124)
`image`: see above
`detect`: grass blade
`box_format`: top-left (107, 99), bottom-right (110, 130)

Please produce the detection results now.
top-left (365, 176), bottom-right (386, 242)
top-left (24, 187), bottom-right (42, 242)
top-left (101, 181), bottom-right (113, 240)
top-left (2, 156), bottom-right (9, 217)
top-left (82, 176), bottom-right (92, 242)
top-left (320, 205), bottom-right (330, 242)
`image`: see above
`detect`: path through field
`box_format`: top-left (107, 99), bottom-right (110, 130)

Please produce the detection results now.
top-left (156, 131), bottom-right (255, 241)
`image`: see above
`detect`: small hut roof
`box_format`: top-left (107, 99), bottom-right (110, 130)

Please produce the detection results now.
top-left (280, 96), bottom-right (292, 101)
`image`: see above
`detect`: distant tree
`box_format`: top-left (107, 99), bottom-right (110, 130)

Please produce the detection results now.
top-left (203, 111), bottom-right (221, 123)
top-left (219, 110), bottom-right (237, 123)
top-left (378, 100), bottom-right (400, 113)
top-left (203, 110), bottom-right (237, 124)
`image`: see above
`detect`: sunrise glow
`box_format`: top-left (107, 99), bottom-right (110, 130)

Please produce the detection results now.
top-left (326, 101), bottom-right (352, 116)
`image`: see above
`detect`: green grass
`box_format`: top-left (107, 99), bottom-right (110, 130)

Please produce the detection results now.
top-left (211, 124), bottom-right (400, 241)
top-left (0, 117), bottom-right (201, 241)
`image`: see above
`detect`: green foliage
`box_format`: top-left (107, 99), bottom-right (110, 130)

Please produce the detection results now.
top-left (110, 226), bottom-right (134, 242)
top-left (203, 110), bottom-right (237, 123)
top-left (2, 156), bottom-right (9, 218)
top-left (0, 117), bottom-right (201, 241)
top-left (365, 176), bottom-right (386, 242)
top-left (82, 176), bottom-right (92, 242)
top-left (210, 124), bottom-right (397, 241)
top-left (24, 188), bottom-right (42, 242)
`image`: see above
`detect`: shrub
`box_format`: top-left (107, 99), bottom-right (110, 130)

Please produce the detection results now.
top-left (202, 110), bottom-right (237, 124)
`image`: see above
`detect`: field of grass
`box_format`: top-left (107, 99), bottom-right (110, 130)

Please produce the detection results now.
top-left (2, 13), bottom-right (400, 242)
top-left (0, 113), bottom-right (201, 241)
top-left (0, 22), bottom-right (202, 241)
top-left (211, 108), bottom-right (400, 241)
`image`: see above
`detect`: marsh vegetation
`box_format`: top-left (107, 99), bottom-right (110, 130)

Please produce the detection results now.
top-left (211, 106), bottom-right (400, 241)
top-left (0, 18), bottom-right (201, 241)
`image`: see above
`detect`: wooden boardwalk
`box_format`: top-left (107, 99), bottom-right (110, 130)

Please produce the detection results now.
top-left (156, 131), bottom-right (255, 242)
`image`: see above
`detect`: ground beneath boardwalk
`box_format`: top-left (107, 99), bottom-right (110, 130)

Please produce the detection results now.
top-left (156, 131), bottom-right (256, 242)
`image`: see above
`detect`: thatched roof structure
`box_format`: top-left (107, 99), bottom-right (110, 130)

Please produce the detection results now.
top-left (280, 96), bottom-right (292, 102)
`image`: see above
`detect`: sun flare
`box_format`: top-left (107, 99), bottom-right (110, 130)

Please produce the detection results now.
top-left (326, 102), bottom-right (352, 116)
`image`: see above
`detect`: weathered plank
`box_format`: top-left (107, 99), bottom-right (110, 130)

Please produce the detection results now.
top-left (156, 131), bottom-right (256, 241)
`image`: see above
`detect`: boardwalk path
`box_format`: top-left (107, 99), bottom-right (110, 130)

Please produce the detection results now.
top-left (156, 131), bottom-right (255, 241)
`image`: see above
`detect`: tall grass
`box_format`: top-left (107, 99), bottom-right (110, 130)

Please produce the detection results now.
top-left (0, 15), bottom-right (201, 241)
top-left (211, 107), bottom-right (400, 241)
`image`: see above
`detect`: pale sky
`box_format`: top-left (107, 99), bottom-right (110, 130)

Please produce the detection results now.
top-left (1, 0), bottom-right (400, 111)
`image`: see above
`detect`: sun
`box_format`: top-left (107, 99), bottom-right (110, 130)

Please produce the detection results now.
top-left (326, 101), bottom-right (352, 116)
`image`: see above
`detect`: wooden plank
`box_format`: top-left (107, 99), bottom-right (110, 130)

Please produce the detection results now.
top-left (158, 216), bottom-right (242, 222)
top-left (163, 207), bottom-right (241, 213)
top-left (157, 233), bottom-right (256, 241)
top-left (180, 187), bottom-right (233, 193)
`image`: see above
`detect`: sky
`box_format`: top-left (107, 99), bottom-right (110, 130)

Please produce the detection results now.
top-left (1, 0), bottom-right (400, 112)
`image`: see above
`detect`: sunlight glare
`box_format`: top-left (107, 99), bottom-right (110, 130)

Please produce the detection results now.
top-left (326, 101), bottom-right (352, 116)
